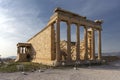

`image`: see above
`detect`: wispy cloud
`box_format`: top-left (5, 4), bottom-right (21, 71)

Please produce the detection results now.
top-left (76, 0), bottom-right (120, 18)
top-left (0, 0), bottom-right (46, 57)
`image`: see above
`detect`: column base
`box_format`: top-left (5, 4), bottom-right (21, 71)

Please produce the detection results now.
top-left (53, 60), bottom-right (61, 66)
top-left (97, 58), bottom-right (102, 60)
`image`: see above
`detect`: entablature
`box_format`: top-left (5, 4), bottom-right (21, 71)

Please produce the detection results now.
top-left (48, 8), bottom-right (103, 30)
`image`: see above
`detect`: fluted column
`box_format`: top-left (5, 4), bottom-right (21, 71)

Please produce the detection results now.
top-left (84, 27), bottom-right (88, 60)
top-left (91, 28), bottom-right (95, 60)
top-left (67, 21), bottom-right (71, 61)
top-left (56, 19), bottom-right (61, 61)
top-left (76, 24), bottom-right (80, 60)
top-left (98, 30), bottom-right (102, 60)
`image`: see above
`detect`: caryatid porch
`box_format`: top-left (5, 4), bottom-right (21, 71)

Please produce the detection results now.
top-left (15, 43), bottom-right (32, 62)
top-left (47, 8), bottom-right (103, 64)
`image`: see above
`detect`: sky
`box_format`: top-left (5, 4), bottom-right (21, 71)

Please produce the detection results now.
top-left (0, 0), bottom-right (120, 57)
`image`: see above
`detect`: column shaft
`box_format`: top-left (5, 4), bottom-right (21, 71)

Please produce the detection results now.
top-left (25, 47), bottom-right (27, 53)
top-left (67, 22), bottom-right (71, 61)
top-left (84, 27), bottom-right (88, 60)
top-left (20, 47), bottom-right (21, 54)
top-left (22, 47), bottom-right (24, 54)
top-left (98, 30), bottom-right (102, 60)
top-left (56, 19), bottom-right (61, 61)
top-left (51, 23), bottom-right (56, 60)
top-left (91, 28), bottom-right (95, 60)
top-left (17, 47), bottom-right (19, 54)
top-left (76, 24), bottom-right (80, 60)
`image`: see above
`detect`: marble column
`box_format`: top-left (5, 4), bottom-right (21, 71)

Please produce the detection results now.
top-left (67, 21), bottom-right (71, 61)
top-left (98, 30), bottom-right (102, 60)
top-left (56, 19), bottom-right (61, 61)
top-left (84, 27), bottom-right (88, 60)
top-left (22, 47), bottom-right (24, 54)
top-left (25, 47), bottom-right (27, 54)
top-left (76, 24), bottom-right (80, 60)
top-left (19, 47), bottom-right (21, 54)
top-left (17, 47), bottom-right (19, 54)
top-left (51, 23), bottom-right (56, 60)
top-left (91, 28), bottom-right (95, 60)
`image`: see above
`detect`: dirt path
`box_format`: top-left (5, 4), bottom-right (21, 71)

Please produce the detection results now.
top-left (0, 61), bottom-right (120, 80)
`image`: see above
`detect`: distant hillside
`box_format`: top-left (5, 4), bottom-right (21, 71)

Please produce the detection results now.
top-left (3, 52), bottom-right (120, 60)
top-left (102, 52), bottom-right (120, 56)
top-left (7, 56), bottom-right (16, 59)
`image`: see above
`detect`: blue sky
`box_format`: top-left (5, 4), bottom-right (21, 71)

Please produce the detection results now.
top-left (0, 0), bottom-right (120, 57)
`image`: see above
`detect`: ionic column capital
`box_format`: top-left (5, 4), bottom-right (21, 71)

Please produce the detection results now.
top-left (75, 23), bottom-right (81, 27)
top-left (84, 26), bottom-right (88, 30)
top-left (56, 18), bottom-right (61, 22)
top-left (91, 27), bottom-right (95, 30)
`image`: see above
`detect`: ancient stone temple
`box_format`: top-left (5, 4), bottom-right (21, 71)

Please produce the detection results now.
top-left (15, 8), bottom-right (103, 66)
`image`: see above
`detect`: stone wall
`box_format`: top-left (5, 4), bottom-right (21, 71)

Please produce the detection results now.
top-left (28, 25), bottom-right (55, 65)
top-left (15, 53), bottom-right (27, 62)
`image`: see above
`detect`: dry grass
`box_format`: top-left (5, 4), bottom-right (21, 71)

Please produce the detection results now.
top-left (0, 62), bottom-right (50, 72)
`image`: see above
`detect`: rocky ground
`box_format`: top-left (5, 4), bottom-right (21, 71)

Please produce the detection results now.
top-left (0, 61), bottom-right (120, 80)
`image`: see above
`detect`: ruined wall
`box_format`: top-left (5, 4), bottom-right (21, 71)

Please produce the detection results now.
top-left (15, 54), bottom-right (28, 62)
top-left (28, 25), bottom-right (55, 65)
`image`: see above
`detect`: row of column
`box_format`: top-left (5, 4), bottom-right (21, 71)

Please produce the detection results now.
top-left (17, 47), bottom-right (30, 54)
top-left (55, 19), bottom-right (102, 62)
